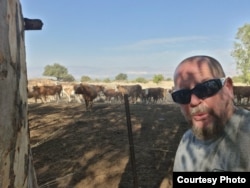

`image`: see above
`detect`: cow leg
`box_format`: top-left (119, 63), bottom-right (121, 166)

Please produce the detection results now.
top-left (85, 99), bottom-right (89, 111)
top-left (35, 96), bottom-right (41, 103)
top-left (107, 96), bottom-right (111, 103)
top-left (237, 95), bottom-right (241, 105)
top-left (56, 94), bottom-right (60, 103)
top-left (41, 95), bottom-right (46, 103)
top-left (73, 94), bottom-right (82, 103)
top-left (63, 90), bottom-right (71, 103)
top-left (58, 92), bottom-right (61, 100)
top-left (89, 101), bottom-right (93, 111)
top-left (44, 96), bottom-right (48, 103)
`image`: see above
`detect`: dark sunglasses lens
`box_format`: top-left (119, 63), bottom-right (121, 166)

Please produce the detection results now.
top-left (172, 89), bottom-right (191, 104)
top-left (193, 79), bottom-right (222, 99)
top-left (172, 79), bottom-right (224, 104)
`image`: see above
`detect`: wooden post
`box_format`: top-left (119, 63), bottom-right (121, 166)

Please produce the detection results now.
top-left (0, 1), bottom-right (42, 187)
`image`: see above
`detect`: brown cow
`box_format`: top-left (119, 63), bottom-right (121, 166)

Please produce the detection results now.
top-left (116, 84), bottom-right (142, 103)
top-left (89, 84), bottom-right (105, 100)
top-left (103, 88), bottom-right (123, 103)
top-left (74, 83), bottom-right (104, 111)
top-left (32, 84), bottom-right (63, 103)
top-left (27, 88), bottom-right (43, 103)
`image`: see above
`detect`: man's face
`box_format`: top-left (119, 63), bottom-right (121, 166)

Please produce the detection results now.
top-left (173, 60), bottom-right (233, 140)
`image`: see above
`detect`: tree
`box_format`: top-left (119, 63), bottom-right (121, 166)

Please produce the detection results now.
top-left (231, 23), bottom-right (250, 84)
top-left (81, 75), bottom-right (91, 82)
top-left (165, 77), bottom-right (172, 81)
top-left (115, 73), bottom-right (127, 81)
top-left (103, 78), bottom-right (111, 83)
top-left (0, 1), bottom-right (39, 187)
top-left (153, 74), bottom-right (164, 84)
top-left (232, 75), bottom-right (244, 83)
top-left (63, 74), bottom-right (75, 82)
top-left (43, 63), bottom-right (68, 80)
top-left (134, 77), bottom-right (148, 83)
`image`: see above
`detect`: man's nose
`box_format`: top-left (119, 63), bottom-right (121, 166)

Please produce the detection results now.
top-left (189, 93), bottom-right (201, 106)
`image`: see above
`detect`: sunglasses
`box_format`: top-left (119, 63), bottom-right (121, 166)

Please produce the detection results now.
top-left (171, 78), bottom-right (226, 104)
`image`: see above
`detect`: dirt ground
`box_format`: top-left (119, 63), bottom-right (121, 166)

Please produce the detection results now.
top-left (28, 90), bottom-right (250, 188)
top-left (28, 95), bottom-right (190, 188)
top-left (27, 78), bottom-right (250, 188)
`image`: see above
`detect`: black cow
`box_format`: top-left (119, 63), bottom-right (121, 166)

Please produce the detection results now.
top-left (141, 87), bottom-right (165, 103)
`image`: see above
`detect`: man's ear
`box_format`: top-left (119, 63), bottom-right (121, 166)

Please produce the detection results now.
top-left (225, 77), bottom-right (234, 98)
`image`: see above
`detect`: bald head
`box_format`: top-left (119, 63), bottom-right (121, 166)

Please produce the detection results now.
top-left (174, 55), bottom-right (225, 87)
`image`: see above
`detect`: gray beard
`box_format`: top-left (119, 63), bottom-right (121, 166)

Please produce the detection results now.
top-left (190, 115), bottom-right (225, 140)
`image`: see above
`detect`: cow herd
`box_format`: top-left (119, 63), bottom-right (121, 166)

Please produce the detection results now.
top-left (27, 82), bottom-right (172, 111)
top-left (27, 82), bottom-right (250, 111)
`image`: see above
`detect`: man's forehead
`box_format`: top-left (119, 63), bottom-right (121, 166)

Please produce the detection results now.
top-left (174, 61), bottom-right (212, 79)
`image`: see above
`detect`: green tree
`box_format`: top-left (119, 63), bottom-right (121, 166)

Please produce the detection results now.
top-left (103, 78), bottom-right (111, 83)
top-left (63, 74), bottom-right (75, 82)
top-left (153, 74), bottom-right (164, 84)
top-left (231, 23), bottom-right (250, 84)
top-left (115, 73), bottom-right (127, 81)
top-left (81, 75), bottom-right (91, 82)
top-left (43, 63), bottom-right (68, 80)
top-left (134, 77), bottom-right (148, 83)
top-left (94, 78), bottom-right (101, 82)
top-left (232, 75), bottom-right (244, 83)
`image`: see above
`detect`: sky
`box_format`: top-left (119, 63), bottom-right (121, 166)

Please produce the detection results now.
top-left (20, 0), bottom-right (250, 81)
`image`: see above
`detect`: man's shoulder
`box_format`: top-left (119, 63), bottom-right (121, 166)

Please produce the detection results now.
top-left (181, 129), bottom-right (193, 141)
top-left (234, 107), bottom-right (250, 129)
top-left (236, 107), bottom-right (250, 116)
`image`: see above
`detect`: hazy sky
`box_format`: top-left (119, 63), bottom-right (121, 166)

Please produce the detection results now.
top-left (21, 0), bottom-right (250, 80)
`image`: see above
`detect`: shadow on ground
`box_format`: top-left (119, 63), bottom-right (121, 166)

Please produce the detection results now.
top-left (28, 102), bottom-right (188, 188)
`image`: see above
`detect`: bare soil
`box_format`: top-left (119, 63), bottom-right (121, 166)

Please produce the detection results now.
top-left (27, 79), bottom-right (250, 188)
top-left (28, 100), bottom-right (188, 188)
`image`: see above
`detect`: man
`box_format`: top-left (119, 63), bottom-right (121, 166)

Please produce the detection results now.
top-left (171, 55), bottom-right (250, 171)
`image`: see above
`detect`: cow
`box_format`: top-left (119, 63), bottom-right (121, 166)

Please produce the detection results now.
top-left (141, 87), bottom-right (166, 104)
top-left (233, 85), bottom-right (250, 105)
top-left (62, 84), bottom-right (83, 103)
top-left (32, 84), bottom-right (63, 103)
top-left (89, 84), bottom-right (105, 101)
top-left (74, 83), bottom-right (104, 111)
top-left (27, 87), bottom-right (43, 103)
top-left (116, 84), bottom-right (142, 103)
top-left (103, 88), bottom-right (123, 103)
